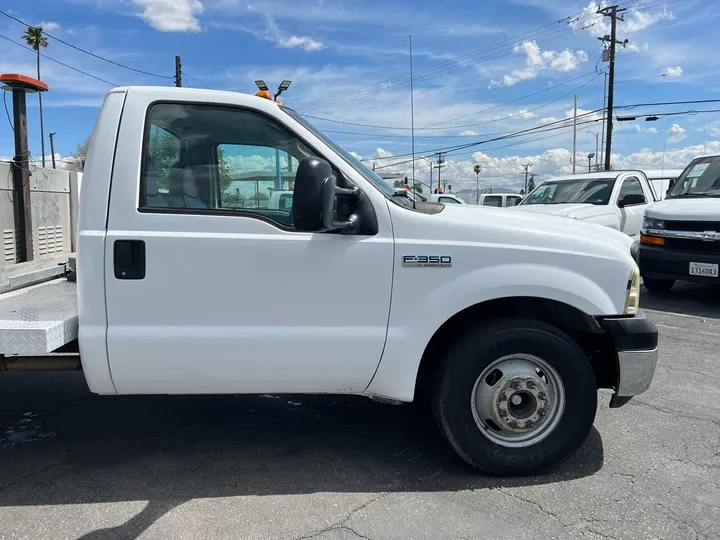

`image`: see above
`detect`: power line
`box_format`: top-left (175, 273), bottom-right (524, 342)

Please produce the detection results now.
top-left (0, 33), bottom-right (118, 86)
top-left (0, 9), bottom-right (172, 80)
top-left (427, 70), bottom-right (599, 128)
top-left (366, 113), bottom-right (603, 164)
top-left (302, 0), bottom-right (674, 113)
top-left (371, 119), bottom-right (600, 170)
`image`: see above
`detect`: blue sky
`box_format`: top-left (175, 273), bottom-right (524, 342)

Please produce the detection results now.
top-left (0, 0), bottom-right (718, 190)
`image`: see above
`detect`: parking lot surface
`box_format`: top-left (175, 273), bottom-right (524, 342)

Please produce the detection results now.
top-left (0, 283), bottom-right (718, 540)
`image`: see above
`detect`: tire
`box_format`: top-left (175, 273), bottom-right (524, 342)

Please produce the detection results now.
top-left (432, 318), bottom-right (597, 476)
top-left (643, 277), bottom-right (675, 293)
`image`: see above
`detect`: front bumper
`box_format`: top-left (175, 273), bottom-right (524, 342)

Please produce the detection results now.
top-left (598, 310), bottom-right (659, 408)
top-left (640, 243), bottom-right (720, 284)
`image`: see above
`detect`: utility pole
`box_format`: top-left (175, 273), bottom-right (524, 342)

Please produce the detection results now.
top-left (600, 71), bottom-right (607, 170)
top-left (523, 162), bottom-right (532, 194)
top-left (49, 132), bottom-right (56, 169)
top-left (598, 5), bottom-right (627, 171)
top-left (435, 152), bottom-right (445, 193)
top-left (174, 55), bottom-right (182, 87)
top-left (572, 94), bottom-right (578, 173)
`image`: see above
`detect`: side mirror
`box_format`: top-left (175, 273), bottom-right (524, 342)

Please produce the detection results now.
top-left (292, 158), bottom-right (359, 232)
top-left (618, 193), bottom-right (645, 208)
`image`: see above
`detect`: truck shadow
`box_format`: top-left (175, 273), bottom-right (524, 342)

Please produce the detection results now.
top-left (0, 374), bottom-right (604, 538)
top-left (641, 282), bottom-right (720, 319)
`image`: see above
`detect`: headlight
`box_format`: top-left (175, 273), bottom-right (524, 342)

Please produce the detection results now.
top-left (624, 264), bottom-right (641, 315)
top-left (642, 217), bottom-right (665, 231)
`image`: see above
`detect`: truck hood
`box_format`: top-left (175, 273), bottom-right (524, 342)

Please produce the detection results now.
top-left (511, 203), bottom-right (608, 219)
top-left (439, 203), bottom-right (633, 254)
top-left (646, 198), bottom-right (720, 221)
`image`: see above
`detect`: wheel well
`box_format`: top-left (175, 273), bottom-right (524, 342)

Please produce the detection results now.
top-left (414, 297), bottom-right (618, 401)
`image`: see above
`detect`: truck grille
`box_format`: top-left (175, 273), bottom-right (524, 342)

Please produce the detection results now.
top-left (665, 238), bottom-right (720, 254)
top-left (666, 221), bottom-right (720, 232)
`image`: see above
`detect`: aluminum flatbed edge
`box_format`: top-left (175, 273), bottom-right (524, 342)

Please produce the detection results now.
top-left (0, 278), bottom-right (78, 355)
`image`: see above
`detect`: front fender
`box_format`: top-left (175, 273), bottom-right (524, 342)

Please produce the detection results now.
top-left (366, 263), bottom-right (624, 402)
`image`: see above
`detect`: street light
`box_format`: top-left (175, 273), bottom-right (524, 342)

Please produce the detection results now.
top-left (254, 80), bottom-right (268, 91)
top-left (587, 130), bottom-right (599, 171)
top-left (587, 153), bottom-right (596, 173)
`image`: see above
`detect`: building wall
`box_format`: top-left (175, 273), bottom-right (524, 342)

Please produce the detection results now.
top-left (0, 163), bottom-right (81, 266)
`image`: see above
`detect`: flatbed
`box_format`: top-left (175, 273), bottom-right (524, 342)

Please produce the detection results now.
top-left (0, 279), bottom-right (77, 355)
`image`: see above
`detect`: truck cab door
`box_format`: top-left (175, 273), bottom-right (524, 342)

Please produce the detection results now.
top-left (616, 175), bottom-right (649, 238)
top-left (103, 95), bottom-right (394, 395)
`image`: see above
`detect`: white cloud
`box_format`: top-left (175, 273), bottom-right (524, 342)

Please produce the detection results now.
top-left (711, 127), bottom-right (720, 138)
top-left (570, 2), bottom-right (675, 37)
top-left (492, 109), bottom-right (537, 121)
top-left (359, 139), bottom-right (720, 194)
top-left (38, 21), bottom-right (60, 31)
top-left (635, 125), bottom-right (658, 134)
top-left (459, 130), bottom-right (479, 136)
top-left (662, 66), bottom-right (683, 77)
top-left (133, 0), bottom-right (204, 32)
top-left (667, 124), bottom-right (686, 143)
top-left (491, 41), bottom-right (587, 87)
top-left (278, 35), bottom-right (324, 52)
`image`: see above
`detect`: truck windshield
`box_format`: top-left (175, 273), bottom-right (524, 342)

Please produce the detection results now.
top-left (520, 178), bottom-right (616, 206)
top-left (666, 156), bottom-right (720, 198)
top-left (281, 107), bottom-right (398, 199)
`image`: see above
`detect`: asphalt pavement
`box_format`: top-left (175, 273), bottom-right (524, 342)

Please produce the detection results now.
top-left (0, 283), bottom-right (718, 540)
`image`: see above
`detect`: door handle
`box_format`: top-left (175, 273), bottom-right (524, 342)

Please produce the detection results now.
top-left (114, 240), bottom-right (146, 280)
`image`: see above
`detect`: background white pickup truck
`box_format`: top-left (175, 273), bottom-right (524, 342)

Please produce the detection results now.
top-left (512, 171), bottom-right (657, 239)
top-left (0, 86), bottom-right (659, 476)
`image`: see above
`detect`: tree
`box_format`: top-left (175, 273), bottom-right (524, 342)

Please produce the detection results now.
top-left (67, 137), bottom-right (90, 172)
top-left (23, 26), bottom-right (48, 168)
top-left (528, 176), bottom-right (536, 192)
top-left (473, 164), bottom-right (482, 204)
top-left (217, 146), bottom-right (232, 193)
top-left (413, 184), bottom-right (423, 194)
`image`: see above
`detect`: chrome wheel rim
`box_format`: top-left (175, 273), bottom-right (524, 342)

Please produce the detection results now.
top-left (471, 354), bottom-right (566, 448)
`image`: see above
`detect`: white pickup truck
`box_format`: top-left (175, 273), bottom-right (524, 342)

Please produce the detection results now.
top-left (0, 86), bottom-right (659, 476)
top-left (513, 171), bottom-right (657, 239)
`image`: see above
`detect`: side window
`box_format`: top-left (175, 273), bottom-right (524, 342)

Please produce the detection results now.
top-left (439, 196), bottom-right (460, 204)
top-left (483, 195), bottom-right (503, 207)
top-left (140, 102), bottom-right (324, 227)
top-left (618, 176), bottom-right (645, 204)
top-left (506, 196), bottom-right (522, 207)
top-left (145, 125), bottom-right (181, 206)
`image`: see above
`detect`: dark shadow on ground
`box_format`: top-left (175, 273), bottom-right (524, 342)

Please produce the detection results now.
top-left (641, 282), bottom-right (720, 319)
top-left (0, 373), bottom-right (605, 538)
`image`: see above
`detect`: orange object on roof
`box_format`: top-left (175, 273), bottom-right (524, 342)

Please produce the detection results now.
top-left (0, 73), bottom-right (48, 92)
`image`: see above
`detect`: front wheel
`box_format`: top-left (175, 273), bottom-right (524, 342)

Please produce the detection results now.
top-left (643, 277), bottom-right (675, 293)
top-left (433, 319), bottom-right (597, 476)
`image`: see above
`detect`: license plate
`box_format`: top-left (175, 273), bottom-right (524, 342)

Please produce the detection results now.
top-left (689, 262), bottom-right (719, 277)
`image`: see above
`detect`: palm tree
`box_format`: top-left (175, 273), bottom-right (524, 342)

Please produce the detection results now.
top-left (23, 26), bottom-right (48, 168)
top-left (473, 164), bottom-right (482, 204)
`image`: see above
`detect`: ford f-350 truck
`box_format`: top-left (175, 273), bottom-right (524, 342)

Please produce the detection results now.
top-left (0, 86), bottom-right (658, 476)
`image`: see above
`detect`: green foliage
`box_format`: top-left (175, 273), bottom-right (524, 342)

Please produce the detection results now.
top-left (147, 128), bottom-right (180, 191)
top-left (217, 146), bottom-right (232, 194)
top-left (23, 26), bottom-right (48, 51)
top-left (528, 177), bottom-right (536, 192)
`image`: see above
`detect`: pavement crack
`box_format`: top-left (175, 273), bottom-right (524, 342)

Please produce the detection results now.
top-left (295, 494), bottom-right (386, 540)
top-left (496, 489), bottom-right (567, 526)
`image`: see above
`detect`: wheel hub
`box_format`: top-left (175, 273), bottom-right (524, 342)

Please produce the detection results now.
top-left (493, 377), bottom-right (549, 433)
top-left (471, 354), bottom-right (566, 448)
